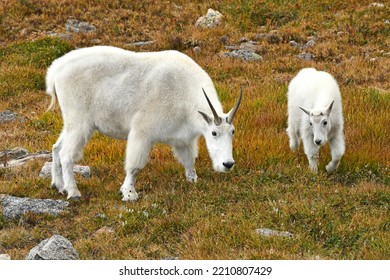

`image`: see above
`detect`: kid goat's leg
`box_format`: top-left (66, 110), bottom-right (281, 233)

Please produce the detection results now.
top-left (120, 130), bottom-right (152, 201)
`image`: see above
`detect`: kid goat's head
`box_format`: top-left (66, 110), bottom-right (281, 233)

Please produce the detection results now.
top-left (199, 88), bottom-right (242, 172)
top-left (299, 100), bottom-right (334, 147)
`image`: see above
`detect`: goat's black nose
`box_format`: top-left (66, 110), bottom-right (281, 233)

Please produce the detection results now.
top-left (223, 161), bottom-right (235, 169)
top-left (315, 140), bottom-right (322, 145)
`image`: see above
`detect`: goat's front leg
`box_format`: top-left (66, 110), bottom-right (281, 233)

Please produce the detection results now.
top-left (120, 131), bottom-right (152, 201)
top-left (302, 136), bottom-right (320, 173)
top-left (172, 140), bottom-right (198, 183)
top-left (326, 133), bottom-right (345, 173)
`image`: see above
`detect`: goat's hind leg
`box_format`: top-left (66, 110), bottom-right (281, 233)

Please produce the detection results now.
top-left (51, 133), bottom-right (65, 193)
top-left (59, 127), bottom-right (91, 200)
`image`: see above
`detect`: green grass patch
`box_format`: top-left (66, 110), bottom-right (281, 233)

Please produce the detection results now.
top-left (0, 37), bottom-right (74, 68)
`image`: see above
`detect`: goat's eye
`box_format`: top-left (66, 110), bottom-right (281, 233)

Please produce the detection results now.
top-left (232, 129), bottom-right (235, 135)
top-left (309, 122), bottom-right (313, 126)
top-left (212, 131), bottom-right (217, 136)
top-left (323, 121), bottom-right (328, 126)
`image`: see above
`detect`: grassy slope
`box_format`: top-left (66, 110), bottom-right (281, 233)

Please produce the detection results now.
top-left (0, 0), bottom-right (389, 259)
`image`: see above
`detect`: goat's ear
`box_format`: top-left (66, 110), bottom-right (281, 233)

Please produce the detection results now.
top-left (325, 100), bottom-right (334, 116)
top-left (299, 106), bottom-right (311, 116)
top-left (198, 111), bottom-right (213, 124)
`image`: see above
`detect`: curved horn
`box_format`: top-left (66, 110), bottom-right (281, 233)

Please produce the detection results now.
top-left (202, 88), bottom-right (222, 126)
top-left (227, 86), bottom-right (243, 124)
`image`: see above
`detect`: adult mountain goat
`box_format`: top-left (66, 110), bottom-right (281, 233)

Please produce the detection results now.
top-left (45, 46), bottom-right (242, 201)
top-left (286, 68), bottom-right (345, 173)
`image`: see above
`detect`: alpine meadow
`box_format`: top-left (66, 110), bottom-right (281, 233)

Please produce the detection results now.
top-left (0, 0), bottom-right (389, 260)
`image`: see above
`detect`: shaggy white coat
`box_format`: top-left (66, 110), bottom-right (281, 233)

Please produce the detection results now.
top-left (46, 46), bottom-right (241, 201)
top-left (287, 68), bottom-right (345, 173)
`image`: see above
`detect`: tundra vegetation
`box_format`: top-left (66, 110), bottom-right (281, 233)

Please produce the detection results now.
top-left (0, 0), bottom-right (389, 259)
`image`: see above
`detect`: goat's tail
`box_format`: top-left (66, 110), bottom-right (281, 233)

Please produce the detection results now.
top-left (45, 66), bottom-right (57, 112)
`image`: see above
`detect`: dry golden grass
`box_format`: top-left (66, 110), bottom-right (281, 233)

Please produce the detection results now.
top-left (0, 0), bottom-right (389, 260)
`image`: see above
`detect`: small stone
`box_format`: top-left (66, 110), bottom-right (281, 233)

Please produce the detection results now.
top-left (289, 40), bottom-right (300, 48)
top-left (369, 3), bottom-right (385, 8)
top-left (94, 226), bottom-right (115, 236)
top-left (66, 19), bottom-right (96, 33)
top-left (224, 49), bottom-right (263, 61)
top-left (0, 110), bottom-right (18, 124)
top-left (193, 46), bottom-right (201, 54)
top-left (255, 228), bottom-right (293, 238)
top-left (304, 39), bottom-right (316, 48)
top-left (297, 52), bottom-right (315, 60)
top-left (26, 235), bottom-right (79, 260)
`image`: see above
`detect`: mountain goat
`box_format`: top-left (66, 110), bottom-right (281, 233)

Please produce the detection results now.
top-left (45, 46), bottom-right (242, 201)
top-left (286, 68), bottom-right (345, 173)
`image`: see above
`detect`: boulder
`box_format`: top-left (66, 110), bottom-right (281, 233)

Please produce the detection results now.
top-left (26, 235), bottom-right (79, 260)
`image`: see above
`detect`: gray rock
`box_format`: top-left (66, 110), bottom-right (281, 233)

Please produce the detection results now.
top-left (297, 52), bottom-right (315, 60)
top-left (255, 228), bottom-right (293, 238)
top-left (66, 19), bottom-right (96, 33)
top-left (195, 9), bottom-right (223, 28)
top-left (304, 39), bottom-right (316, 48)
top-left (39, 161), bottom-right (91, 179)
top-left (26, 235), bottom-right (79, 260)
top-left (0, 148), bottom-right (51, 168)
top-left (0, 110), bottom-right (18, 124)
top-left (224, 49), bottom-right (263, 61)
top-left (0, 195), bottom-right (69, 220)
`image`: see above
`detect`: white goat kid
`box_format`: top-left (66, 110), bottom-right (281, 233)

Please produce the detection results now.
top-left (286, 68), bottom-right (345, 173)
top-left (45, 46), bottom-right (242, 201)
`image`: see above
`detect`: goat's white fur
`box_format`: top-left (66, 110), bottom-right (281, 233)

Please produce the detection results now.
top-left (45, 46), bottom-right (241, 201)
top-left (286, 68), bottom-right (345, 173)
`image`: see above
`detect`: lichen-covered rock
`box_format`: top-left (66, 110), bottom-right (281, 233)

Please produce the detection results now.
top-left (224, 49), bottom-right (263, 61)
top-left (0, 195), bottom-right (68, 220)
top-left (26, 235), bottom-right (79, 260)
top-left (0, 110), bottom-right (19, 124)
top-left (195, 9), bottom-right (223, 28)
